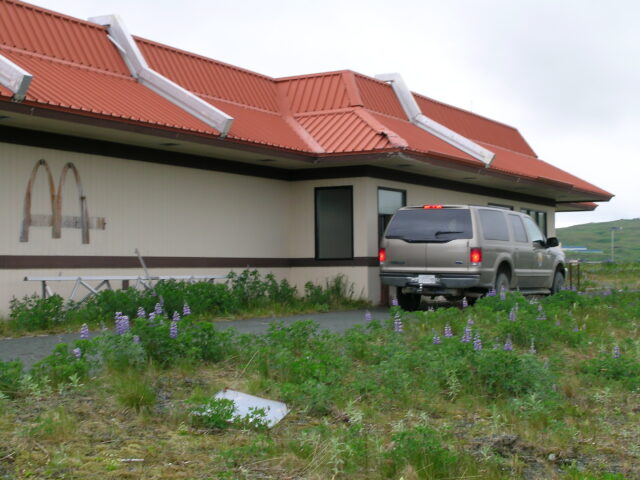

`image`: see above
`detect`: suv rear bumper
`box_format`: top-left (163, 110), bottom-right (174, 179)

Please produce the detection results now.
top-left (380, 273), bottom-right (481, 289)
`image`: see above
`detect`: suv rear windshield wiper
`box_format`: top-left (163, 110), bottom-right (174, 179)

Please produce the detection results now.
top-left (434, 230), bottom-right (463, 236)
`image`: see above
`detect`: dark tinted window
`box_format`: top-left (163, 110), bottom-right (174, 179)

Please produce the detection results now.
top-left (315, 187), bottom-right (353, 259)
top-left (478, 209), bottom-right (509, 241)
top-left (508, 215), bottom-right (528, 243)
top-left (385, 209), bottom-right (472, 242)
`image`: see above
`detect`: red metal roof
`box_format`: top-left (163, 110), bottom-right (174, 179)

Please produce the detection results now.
top-left (0, 0), bottom-right (612, 201)
top-left (414, 94), bottom-right (537, 157)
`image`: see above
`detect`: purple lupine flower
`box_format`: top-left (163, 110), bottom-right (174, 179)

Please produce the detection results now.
top-left (391, 298), bottom-right (399, 307)
top-left (613, 345), bottom-right (621, 359)
top-left (80, 323), bottom-right (89, 339)
top-left (72, 347), bottom-right (82, 359)
top-left (170, 320), bottom-right (178, 339)
top-left (473, 334), bottom-right (482, 351)
top-left (487, 288), bottom-right (496, 297)
top-left (148, 312), bottom-right (156, 322)
top-left (172, 311), bottom-right (181, 322)
top-left (462, 297), bottom-right (468, 308)
top-left (509, 308), bottom-right (517, 322)
top-left (154, 302), bottom-right (163, 315)
top-left (364, 310), bottom-right (372, 322)
top-left (114, 311), bottom-right (123, 321)
top-left (603, 288), bottom-right (612, 296)
top-left (444, 323), bottom-right (453, 338)
top-left (572, 326), bottom-right (580, 332)
top-left (133, 335), bottom-right (140, 344)
top-left (529, 338), bottom-right (537, 354)
top-left (183, 303), bottom-right (191, 316)
top-left (504, 335), bottom-right (513, 351)
top-left (137, 306), bottom-right (146, 318)
top-left (116, 315), bottom-right (130, 335)
top-left (433, 333), bottom-right (441, 345)
top-left (555, 319), bottom-right (561, 327)
top-left (467, 316), bottom-right (474, 326)
top-left (393, 313), bottom-right (403, 333)
top-left (499, 288), bottom-right (507, 301)
top-left (461, 326), bottom-right (472, 343)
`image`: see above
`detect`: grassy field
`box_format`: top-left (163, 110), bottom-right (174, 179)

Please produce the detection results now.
top-left (557, 218), bottom-right (640, 263)
top-left (1, 268), bottom-right (639, 479)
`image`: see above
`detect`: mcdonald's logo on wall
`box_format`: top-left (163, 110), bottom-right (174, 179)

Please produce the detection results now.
top-left (20, 159), bottom-right (106, 244)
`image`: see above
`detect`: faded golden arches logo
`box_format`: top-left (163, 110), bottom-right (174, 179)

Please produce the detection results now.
top-left (20, 159), bottom-right (106, 244)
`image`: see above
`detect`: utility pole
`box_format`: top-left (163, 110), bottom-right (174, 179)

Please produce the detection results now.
top-left (610, 226), bottom-right (623, 262)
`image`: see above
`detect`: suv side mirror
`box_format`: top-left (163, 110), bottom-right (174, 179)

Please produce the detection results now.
top-left (546, 237), bottom-right (559, 248)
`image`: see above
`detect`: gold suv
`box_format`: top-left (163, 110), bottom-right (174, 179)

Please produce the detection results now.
top-left (379, 205), bottom-right (565, 310)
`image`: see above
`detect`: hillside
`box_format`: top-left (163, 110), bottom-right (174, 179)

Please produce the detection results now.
top-left (557, 218), bottom-right (640, 263)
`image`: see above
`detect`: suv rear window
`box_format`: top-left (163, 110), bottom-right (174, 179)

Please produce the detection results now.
top-left (385, 209), bottom-right (472, 242)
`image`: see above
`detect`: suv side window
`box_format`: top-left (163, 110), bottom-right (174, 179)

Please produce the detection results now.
top-left (478, 209), bottom-right (509, 241)
top-left (522, 215), bottom-right (545, 244)
top-left (508, 214), bottom-right (528, 243)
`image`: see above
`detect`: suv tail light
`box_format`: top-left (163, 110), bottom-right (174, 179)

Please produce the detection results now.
top-left (470, 248), bottom-right (482, 265)
top-left (378, 248), bottom-right (386, 263)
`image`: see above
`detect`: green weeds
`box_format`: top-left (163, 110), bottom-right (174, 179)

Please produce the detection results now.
top-left (1, 275), bottom-right (639, 478)
top-left (5, 270), bottom-right (367, 334)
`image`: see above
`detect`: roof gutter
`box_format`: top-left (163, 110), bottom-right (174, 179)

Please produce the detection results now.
top-left (0, 52), bottom-right (32, 102)
top-left (89, 14), bottom-right (234, 138)
top-left (376, 73), bottom-right (495, 166)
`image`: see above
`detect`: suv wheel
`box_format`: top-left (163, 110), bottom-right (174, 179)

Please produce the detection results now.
top-left (396, 288), bottom-right (421, 311)
top-left (551, 270), bottom-right (565, 294)
top-left (495, 272), bottom-right (510, 296)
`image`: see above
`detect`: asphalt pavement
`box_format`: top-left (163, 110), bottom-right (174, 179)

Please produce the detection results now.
top-left (0, 307), bottom-right (390, 369)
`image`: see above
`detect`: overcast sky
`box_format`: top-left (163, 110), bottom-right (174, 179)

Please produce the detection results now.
top-left (29, 0), bottom-right (639, 228)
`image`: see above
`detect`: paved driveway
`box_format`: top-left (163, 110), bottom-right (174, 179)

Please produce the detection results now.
top-left (0, 307), bottom-right (390, 369)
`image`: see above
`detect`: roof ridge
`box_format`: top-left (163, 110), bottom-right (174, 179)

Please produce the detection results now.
top-left (275, 70), bottom-right (354, 82)
top-left (134, 36), bottom-right (277, 83)
top-left (0, 45), bottom-right (132, 80)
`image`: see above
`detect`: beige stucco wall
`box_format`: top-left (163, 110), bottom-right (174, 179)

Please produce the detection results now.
top-left (0, 141), bottom-right (557, 316)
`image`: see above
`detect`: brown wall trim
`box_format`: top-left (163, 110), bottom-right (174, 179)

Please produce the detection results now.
top-left (0, 126), bottom-right (557, 206)
top-left (0, 255), bottom-right (379, 270)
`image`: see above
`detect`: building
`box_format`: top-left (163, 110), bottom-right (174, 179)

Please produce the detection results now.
top-left (0, 0), bottom-right (612, 314)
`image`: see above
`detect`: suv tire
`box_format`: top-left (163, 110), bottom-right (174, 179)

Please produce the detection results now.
top-left (495, 272), bottom-right (510, 296)
top-left (551, 270), bottom-right (565, 294)
top-left (397, 288), bottom-right (421, 311)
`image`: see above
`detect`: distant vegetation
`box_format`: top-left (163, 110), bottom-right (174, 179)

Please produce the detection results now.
top-left (557, 218), bottom-right (640, 263)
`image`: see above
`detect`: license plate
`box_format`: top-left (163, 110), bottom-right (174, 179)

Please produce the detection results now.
top-left (418, 274), bottom-right (437, 285)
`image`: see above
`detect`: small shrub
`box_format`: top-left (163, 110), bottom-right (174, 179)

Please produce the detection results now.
top-left (97, 332), bottom-right (147, 372)
top-left (384, 426), bottom-right (458, 479)
top-left (9, 294), bottom-right (64, 331)
top-left (111, 371), bottom-right (156, 412)
top-left (582, 355), bottom-right (640, 390)
top-left (471, 349), bottom-right (556, 398)
top-left (30, 343), bottom-right (90, 387)
top-left (0, 360), bottom-right (23, 398)
top-left (131, 316), bottom-right (184, 368)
